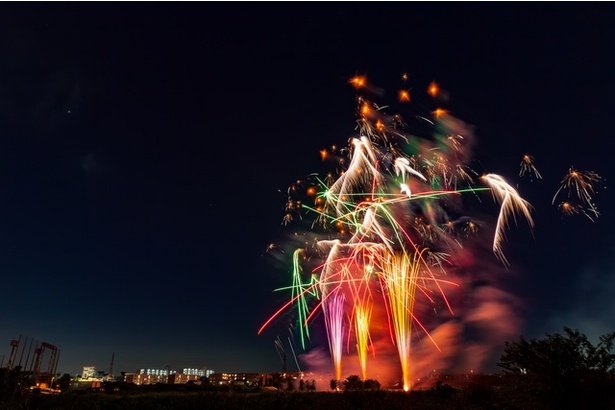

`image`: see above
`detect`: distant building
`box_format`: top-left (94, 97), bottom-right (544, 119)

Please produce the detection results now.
top-left (208, 372), bottom-right (263, 386)
top-left (125, 372), bottom-right (167, 385)
top-left (124, 367), bottom-right (212, 385)
top-left (123, 368), bottom-right (172, 385)
top-left (139, 368), bottom-right (176, 376)
top-left (182, 367), bottom-right (211, 377)
top-left (168, 373), bottom-right (201, 384)
top-left (82, 366), bottom-right (96, 379)
top-left (72, 366), bottom-right (104, 390)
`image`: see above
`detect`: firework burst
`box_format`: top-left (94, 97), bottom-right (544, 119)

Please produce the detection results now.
top-left (552, 166), bottom-right (603, 221)
top-left (519, 154), bottom-right (542, 181)
top-left (260, 75), bottom-right (535, 390)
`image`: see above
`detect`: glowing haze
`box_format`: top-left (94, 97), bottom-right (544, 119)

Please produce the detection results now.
top-left (259, 74), bottom-right (596, 390)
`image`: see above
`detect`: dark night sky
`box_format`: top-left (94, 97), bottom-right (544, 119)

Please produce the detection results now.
top-left (0, 3), bottom-right (614, 377)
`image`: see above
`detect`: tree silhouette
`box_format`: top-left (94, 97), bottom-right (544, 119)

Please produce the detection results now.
top-left (56, 373), bottom-right (72, 391)
top-left (498, 327), bottom-right (615, 408)
top-left (363, 378), bottom-right (381, 391)
top-left (342, 375), bottom-right (363, 391)
top-left (499, 327), bottom-right (615, 378)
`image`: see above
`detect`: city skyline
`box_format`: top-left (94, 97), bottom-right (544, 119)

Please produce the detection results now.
top-left (0, 336), bottom-right (217, 377)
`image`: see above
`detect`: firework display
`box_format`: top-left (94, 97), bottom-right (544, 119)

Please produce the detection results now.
top-left (259, 74), bottom-right (601, 390)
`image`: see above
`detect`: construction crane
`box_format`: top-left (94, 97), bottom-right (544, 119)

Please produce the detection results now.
top-left (7, 339), bottom-right (19, 370)
top-left (32, 342), bottom-right (60, 388)
top-left (108, 352), bottom-right (115, 381)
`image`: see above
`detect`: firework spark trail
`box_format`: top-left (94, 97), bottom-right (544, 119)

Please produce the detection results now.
top-left (316, 240), bottom-right (386, 380)
top-left (344, 247), bottom-right (378, 381)
top-left (379, 251), bottom-right (421, 391)
top-left (552, 166), bottom-right (603, 221)
top-left (354, 303), bottom-right (372, 381)
top-left (558, 201), bottom-right (595, 222)
top-left (290, 248), bottom-right (315, 349)
top-left (317, 239), bottom-right (360, 381)
top-left (480, 173), bottom-right (535, 266)
top-left (519, 154), bottom-right (542, 180)
top-left (322, 291), bottom-right (345, 382)
top-left (395, 157), bottom-right (427, 183)
top-left (260, 75), bottom-right (537, 387)
top-left (327, 136), bottom-right (385, 214)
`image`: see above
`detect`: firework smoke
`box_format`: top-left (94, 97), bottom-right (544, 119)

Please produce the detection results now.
top-left (260, 75), bottom-right (534, 390)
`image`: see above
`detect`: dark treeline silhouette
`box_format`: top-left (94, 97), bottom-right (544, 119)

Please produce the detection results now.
top-left (497, 326), bottom-right (615, 409)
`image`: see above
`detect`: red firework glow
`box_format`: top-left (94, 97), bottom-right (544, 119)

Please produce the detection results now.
top-left (260, 75), bottom-right (536, 391)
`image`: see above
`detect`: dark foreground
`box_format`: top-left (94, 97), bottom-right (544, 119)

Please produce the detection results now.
top-left (3, 383), bottom-right (615, 410)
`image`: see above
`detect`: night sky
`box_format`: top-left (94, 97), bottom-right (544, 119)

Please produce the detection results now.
top-left (1, 3), bottom-right (614, 377)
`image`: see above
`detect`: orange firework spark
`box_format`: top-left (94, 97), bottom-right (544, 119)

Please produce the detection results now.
top-left (557, 201), bottom-right (595, 220)
top-left (398, 89), bottom-right (411, 102)
top-left (519, 154), bottom-right (542, 180)
top-left (558, 201), bottom-right (577, 215)
top-left (350, 75), bottom-right (367, 89)
top-left (428, 81), bottom-right (439, 97)
top-left (360, 102), bottom-right (371, 117)
top-left (433, 108), bottom-right (448, 118)
top-left (320, 149), bottom-right (328, 161)
top-left (552, 166), bottom-right (602, 220)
